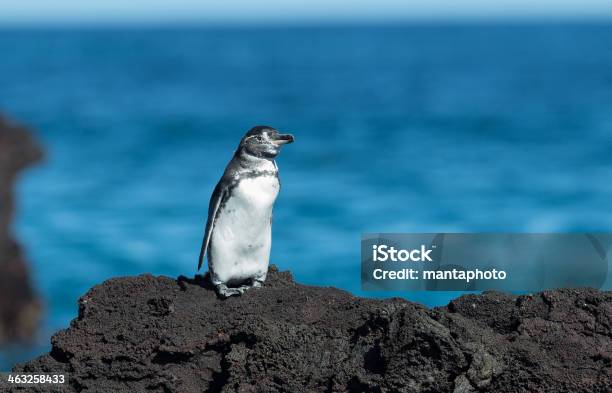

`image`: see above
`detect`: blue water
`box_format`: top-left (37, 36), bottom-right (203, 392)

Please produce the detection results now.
top-left (1, 23), bottom-right (612, 369)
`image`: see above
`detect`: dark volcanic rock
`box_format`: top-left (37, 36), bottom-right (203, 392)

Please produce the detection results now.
top-left (12, 267), bottom-right (611, 393)
top-left (0, 116), bottom-right (43, 344)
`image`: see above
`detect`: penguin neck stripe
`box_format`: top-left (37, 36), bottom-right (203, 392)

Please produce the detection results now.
top-left (238, 148), bottom-right (276, 162)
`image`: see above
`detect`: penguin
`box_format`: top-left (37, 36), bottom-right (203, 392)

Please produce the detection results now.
top-left (198, 126), bottom-right (294, 297)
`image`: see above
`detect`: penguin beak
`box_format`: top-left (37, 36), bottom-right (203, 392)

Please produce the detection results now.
top-left (272, 133), bottom-right (294, 146)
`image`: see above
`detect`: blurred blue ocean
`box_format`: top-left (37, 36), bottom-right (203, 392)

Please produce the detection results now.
top-left (1, 23), bottom-right (612, 368)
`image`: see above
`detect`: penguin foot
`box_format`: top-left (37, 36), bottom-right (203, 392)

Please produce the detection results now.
top-left (216, 283), bottom-right (251, 298)
top-left (216, 284), bottom-right (242, 298)
top-left (252, 280), bottom-right (264, 289)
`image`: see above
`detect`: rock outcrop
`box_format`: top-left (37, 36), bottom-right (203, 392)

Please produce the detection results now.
top-left (0, 115), bottom-right (43, 345)
top-left (12, 266), bottom-right (611, 392)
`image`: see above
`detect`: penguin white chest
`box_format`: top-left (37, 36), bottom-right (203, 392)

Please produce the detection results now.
top-left (233, 175), bottom-right (280, 208)
top-left (209, 175), bottom-right (279, 285)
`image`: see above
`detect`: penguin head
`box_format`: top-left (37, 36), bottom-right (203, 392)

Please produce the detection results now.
top-left (239, 125), bottom-right (294, 159)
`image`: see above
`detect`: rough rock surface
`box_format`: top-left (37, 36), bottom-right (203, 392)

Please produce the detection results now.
top-left (0, 116), bottom-right (42, 344)
top-left (12, 266), bottom-right (611, 393)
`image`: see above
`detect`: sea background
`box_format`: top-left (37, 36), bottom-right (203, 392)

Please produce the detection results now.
top-left (1, 23), bottom-right (612, 368)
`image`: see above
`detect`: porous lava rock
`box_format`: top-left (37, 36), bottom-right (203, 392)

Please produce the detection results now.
top-left (11, 266), bottom-right (611, 392)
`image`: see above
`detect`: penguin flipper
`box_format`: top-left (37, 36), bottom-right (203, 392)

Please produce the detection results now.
top-left (198, 182), bottom-right (226, 271)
